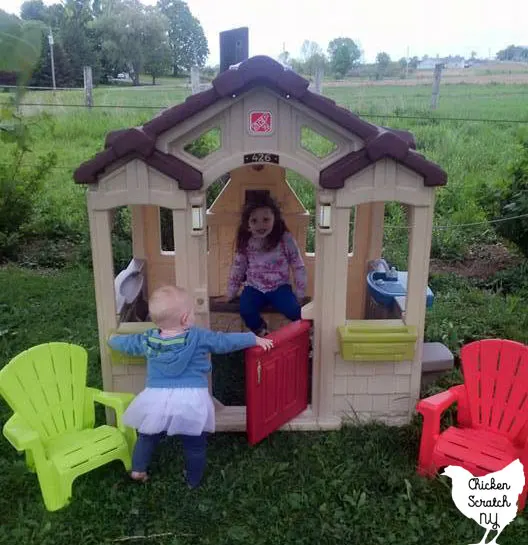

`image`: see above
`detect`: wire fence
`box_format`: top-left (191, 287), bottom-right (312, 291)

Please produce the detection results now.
top-left (2, 100), bottom-right (528, 125)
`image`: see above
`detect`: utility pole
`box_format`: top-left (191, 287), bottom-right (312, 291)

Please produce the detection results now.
top-left (48, 27), bottom-right (56, 90)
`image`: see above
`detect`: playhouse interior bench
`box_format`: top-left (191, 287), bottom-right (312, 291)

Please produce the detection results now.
top-left (209, 296), bottom-right (312, 314)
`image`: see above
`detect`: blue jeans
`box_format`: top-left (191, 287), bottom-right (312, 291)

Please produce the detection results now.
top-left (239, 284), bottom-right (301, 333)
top-left (132, 432), bottom-right (207, 488)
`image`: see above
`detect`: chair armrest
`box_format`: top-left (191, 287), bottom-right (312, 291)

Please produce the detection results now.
top-left (416, 387), bottom-right (460, 415)
top-left (416, 385), bottom-right (464, 438)
top-left (3, 413), bottom-right (44, 453)
top-left (86, 387), bottom-right (135, 432)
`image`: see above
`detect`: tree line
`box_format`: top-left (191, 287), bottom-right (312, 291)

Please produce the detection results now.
top-left (279, 39), bottom-right (424, 81)
top-left (3, 0), bottom-right (208, 87)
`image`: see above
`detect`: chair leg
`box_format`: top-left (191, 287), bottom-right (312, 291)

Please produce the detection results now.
top-left (417, 461), bottom-right (438, 478)
top-left (25, 450), bottom-right (36, 472)
top-left (417, 439), bottom-right (437, 477)
top-left (36, 471), bottom-right (70, 512)
top-left (124, 427), bottom-right (137, 459)
top-left (121, 447), bottom-right (133, 472)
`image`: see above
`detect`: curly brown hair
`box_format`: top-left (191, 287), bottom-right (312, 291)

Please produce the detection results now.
top-left (235, 194), bottom-right (289, 253)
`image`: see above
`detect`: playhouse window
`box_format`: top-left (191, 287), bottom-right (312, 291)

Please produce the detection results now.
top-left (348, 208), bottom-right (355, 253)
top-left (245, 189), bottom-right (270, 203)
top-left (111, 206), bottom-right (132, 274)
top-left (383, 202), bottom-right (409, 270)
top-left (183, 127), bottom-right (221, 159)
top-left (362, 201), bottom-right (410, 321)
top-left (159, 207), bottom-right (174, 252)
top-left (300, 126), bottom-right (337, 159)
top-left (287, 169), bottom-right (315, 252)
top-left (206, 173), bottom-right (230, 208)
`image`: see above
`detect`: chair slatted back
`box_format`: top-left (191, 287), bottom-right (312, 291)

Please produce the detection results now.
top-left (0, 343), bottom-right (88, 443)
top-left (461, 339), bottom-right (528, 440)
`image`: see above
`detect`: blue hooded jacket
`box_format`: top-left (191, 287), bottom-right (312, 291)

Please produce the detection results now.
top-left (108, 327), bottom-right (257, 388)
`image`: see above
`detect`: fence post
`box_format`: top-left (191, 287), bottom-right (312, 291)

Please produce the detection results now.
top-left (314, 65), bottom-right (324, 94)
top-left (191, 66), bottom-right (200, 94)
top-left (83, 66), bottom-right (93, 109)
top-left (430, 63), bottom-right (443, 110)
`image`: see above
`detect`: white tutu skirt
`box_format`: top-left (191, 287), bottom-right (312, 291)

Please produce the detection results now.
top-left (122, 387), bottom-right (215, 436)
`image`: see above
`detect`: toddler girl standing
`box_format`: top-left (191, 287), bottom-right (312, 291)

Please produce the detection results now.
top-left (224, 195), bottom-right (307, 336)
top-left (108, 285), bottom-right (272, 487)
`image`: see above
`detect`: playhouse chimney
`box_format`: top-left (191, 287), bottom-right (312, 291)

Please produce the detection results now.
top-left (219, 27), bottom-right (249, 73)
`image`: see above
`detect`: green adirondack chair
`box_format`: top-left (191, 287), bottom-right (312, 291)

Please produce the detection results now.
top-left (0, 342), bottom-right (137, 511)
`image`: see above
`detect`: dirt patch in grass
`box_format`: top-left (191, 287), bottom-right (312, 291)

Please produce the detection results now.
top-left (430, 242), bottom-right (523, 279)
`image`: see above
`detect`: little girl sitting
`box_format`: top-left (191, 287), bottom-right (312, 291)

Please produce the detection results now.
top-left (224, 194), bottom-right (307, 336)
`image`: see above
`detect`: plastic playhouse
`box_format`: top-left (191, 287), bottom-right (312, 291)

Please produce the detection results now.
top-left (74, 56), bottom-right (453, 441)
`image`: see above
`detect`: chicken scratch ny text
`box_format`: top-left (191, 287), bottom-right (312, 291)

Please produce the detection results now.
top-left (468, 477), bottom-right (511, 491)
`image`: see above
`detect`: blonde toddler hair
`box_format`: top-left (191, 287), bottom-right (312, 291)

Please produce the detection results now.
top-left (148, 285), bottom-right (192, 329)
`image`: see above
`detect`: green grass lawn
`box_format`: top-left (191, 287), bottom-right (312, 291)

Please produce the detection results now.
top-left (1, 266), bottom-right (528, 544)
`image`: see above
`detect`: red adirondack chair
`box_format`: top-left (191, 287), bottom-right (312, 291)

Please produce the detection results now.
top-left (416, 338), bottom-right (528, 511)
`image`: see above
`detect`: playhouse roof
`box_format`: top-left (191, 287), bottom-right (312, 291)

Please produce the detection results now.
top-left (74, 56), bottom-right (447, 189)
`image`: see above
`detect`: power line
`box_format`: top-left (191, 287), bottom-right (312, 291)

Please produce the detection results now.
top-left (4, 85), bottom-right (528, 100)
top-left (358, 113), bottom-right (528, 124)
top-left (1, 102), bottom-right (163, 110)
top-left (334, 91), bottom-right (528, 100)
top-left (377, 212), bottom-right (528, 231)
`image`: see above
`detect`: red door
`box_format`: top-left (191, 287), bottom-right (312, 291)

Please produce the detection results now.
top-left (245, 319), bottom-right (311, 445)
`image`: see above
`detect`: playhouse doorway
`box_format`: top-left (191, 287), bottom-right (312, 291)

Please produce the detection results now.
top-left (205, 164), bottom-right (315, 439)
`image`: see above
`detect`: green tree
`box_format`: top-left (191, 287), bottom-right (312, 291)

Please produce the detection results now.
top-left (157, 0), bottom-right (208, 76)
top-left (327, 37), bottom-right (360, 78)
top-left (0, 9), bottom-right (46, 90)
top-left (300, 40), bottom-right (325, 76)
top-left (143, 7), bottom-right (172, 84)
top-left (46, 3), bottom-right (66, 28)
top-left (409, 56), bottom-right (419, 70)
top-left (59, 0), bottom-right (99, 85)
top-left (20, 0), bottom-right (48, 22)
top-left (94, 0), bottom-right (169, 85)
top-left (376, 51), bottom-right (391, 78)
top-left (496, 45), bottom-right (528, 61)
top-left (29, 33), bottom-right (74, 87)
top-left (277, 50), bottom-right (291, 66)
top-left (398, 57), bottom-right (408, 77)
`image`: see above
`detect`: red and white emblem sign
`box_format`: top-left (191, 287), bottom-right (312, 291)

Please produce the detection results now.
top-left (249, 111), bottom-right (273, 134)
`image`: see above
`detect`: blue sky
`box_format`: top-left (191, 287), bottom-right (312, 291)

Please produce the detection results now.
top-left (4, 0), bottom-right (527, 64)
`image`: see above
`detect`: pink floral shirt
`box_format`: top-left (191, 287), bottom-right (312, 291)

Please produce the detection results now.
top-left (227, 232), bottom-right (307, 300)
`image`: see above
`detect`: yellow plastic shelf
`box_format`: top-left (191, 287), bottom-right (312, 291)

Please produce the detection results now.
top-left (337, 320), bottom-right (418, 362)
top-left (108, 348), bottom-right (145, 366)
top-left (107, 322), bottom-right (155, 366)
